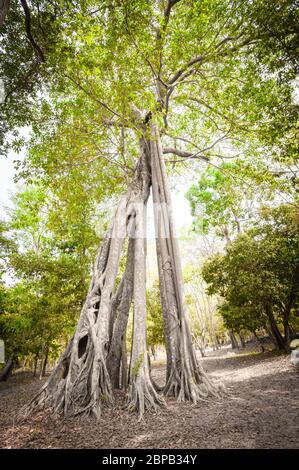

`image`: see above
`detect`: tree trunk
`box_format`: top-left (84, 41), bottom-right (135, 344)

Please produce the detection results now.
top-left (283, 312), bottom-right (291, 353)
top-left (107, 239), bottom-right (135, 389)
top-left (0, 357), bottom-right (14, 382)
top-left (33, 348), bottom-right (40, 377)
top-left (154, 214), bottom-right (172, 382)
top-left (229, 330), bottom-right (239, 349)
top-left (20, 206), bottom-right (131, 419)
top-left (264, 325), bottom-right (277, 348)
top-left (19, 125), bottom-right (220, 421)
top-left (215, 335), bottom-right (222, 350)
top-left (253, 331), bottom-right (265, 353)
top-left (150, 345), bottom-right (156, 360)
top-left (39, 343), bottom-right (45, 379)
top-left (150, 123), bottom-right (221, 402)
top-left (126, 200), bottom-right (164, 419)
top-left (121, 335), bottom-right (127, 391)
top-left (239, 333), bottom-right (246, 349)
top-left (41, 347), bottom-right (49, 377)
top-left (265, 305), bottom-right (287, 352)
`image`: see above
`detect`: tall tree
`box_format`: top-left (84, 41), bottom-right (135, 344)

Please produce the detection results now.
top-left (1, 1), bottom-right (297, 419)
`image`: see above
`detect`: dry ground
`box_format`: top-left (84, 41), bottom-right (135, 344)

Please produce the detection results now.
top-left (0, 347), bottom-right (298, 449)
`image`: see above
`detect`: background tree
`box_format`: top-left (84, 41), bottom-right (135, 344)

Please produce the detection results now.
top-left (202, 205), bottom-right (299, 352)
top-left (186, 159), bottom-right (296, 241)
top-left (0, 184), bottom-right (99, 378)
top-left (146, 282), bottom-right (164, 357)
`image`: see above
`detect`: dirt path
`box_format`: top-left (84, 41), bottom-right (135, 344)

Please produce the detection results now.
top-left (0, 348), bottom-right (298, 448)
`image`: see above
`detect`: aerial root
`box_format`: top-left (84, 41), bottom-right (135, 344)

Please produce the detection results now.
top-left (126, 376), bottom-right (165, 421)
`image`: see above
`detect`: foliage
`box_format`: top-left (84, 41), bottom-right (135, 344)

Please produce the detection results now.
top-left (186, 159), bottom-right (297, 240)
top-left (202, 205), bottom-right (299, 340)
top-left (0, 184), bottom-right (99, 362)
top-left (1, 1), bottom-right (298, 178)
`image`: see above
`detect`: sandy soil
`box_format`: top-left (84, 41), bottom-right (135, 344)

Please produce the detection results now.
top-left (0, 348), bottom-right (298, 449)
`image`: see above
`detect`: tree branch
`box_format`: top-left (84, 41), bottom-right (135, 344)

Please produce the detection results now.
top-left (20, 0), bottom-right (45, 62)
top-left (168, 34), bottom-right (256, 86)
top-left (168, 55), bottom-right (206, 85)
top-left (163, 147), bottom-right (193, 158)
top-left (164, 0), bottom-right (183, 26)
top-left (165, 133), bottom-right (203, 150)
top-left (162, 147), bottom-right (209, 162)
top-left (4, 59), bottom-right (41, 103)
top-left (188, 96), bottom-right (231, 122)
top-left (64, 74), bottom-right (123, 120)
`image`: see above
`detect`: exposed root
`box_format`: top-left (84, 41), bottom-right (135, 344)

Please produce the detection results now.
top-left (163, 335), bottom-right (225, 404)
top-left (164, 368), bottom-right (223, 404)
top-left (127, 355), bottom-right (165, 421)
top-left (18, 335), bottom-right (114, 422)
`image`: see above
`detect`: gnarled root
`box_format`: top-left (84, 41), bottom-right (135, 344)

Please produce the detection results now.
top-left (164, 361), bottom-right (224, 403)
top-left (164, 320), bottom-right (224, 403)
top-left (127, 353), bottom-right (165, 421)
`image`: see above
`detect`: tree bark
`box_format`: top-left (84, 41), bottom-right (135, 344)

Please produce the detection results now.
top-left (107, 239), bottom-right (135, 389)
top-left (19, 123), bottom-right (220, 420)
top-left (265, 305), bottom-right (287, 352)
top-left (150, 122), bottom-right (221, 402)
top-left (33, 348), bottom-right (40, 377)
top-left (126, 199), bottom-right (164, 419)
top-left (0, 0), bottom-right (10, 27)
top-left (19, 134), bottom-right (154, 420)
top-left (121, 335), bottom-right (128, 391)
top-left (283, 312), bottom-right (291, 353)
top-left (229, 330), bottom-right (239, 349)
top-left (264, 325), bottom-right (277, 347)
